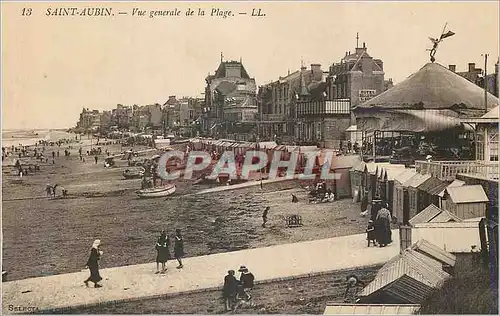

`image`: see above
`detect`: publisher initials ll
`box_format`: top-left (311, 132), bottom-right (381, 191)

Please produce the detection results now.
top-left (251, 9), bottom-right (265, 17)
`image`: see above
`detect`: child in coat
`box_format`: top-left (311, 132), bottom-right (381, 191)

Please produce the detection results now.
top-left (366, 220), bottom-right (377, 247)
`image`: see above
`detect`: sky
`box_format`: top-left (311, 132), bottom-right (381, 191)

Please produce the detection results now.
top-left (2, 1), bottom-right (499, 130)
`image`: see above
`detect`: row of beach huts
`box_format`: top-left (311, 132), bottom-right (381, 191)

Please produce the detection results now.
top-left (187, 138), bottom-right (497, 315)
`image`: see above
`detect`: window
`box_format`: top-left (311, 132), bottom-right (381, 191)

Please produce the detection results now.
top-left (476, 130), bottom-right (485, 161)
top-left (489, 127), bottom-right (499, 161)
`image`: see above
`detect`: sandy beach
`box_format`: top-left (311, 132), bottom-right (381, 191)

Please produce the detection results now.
top-left (2, 141), bottom-right (366, 282)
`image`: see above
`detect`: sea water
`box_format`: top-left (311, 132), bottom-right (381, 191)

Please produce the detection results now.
top-left (1, 130), bottom-right (76, 148)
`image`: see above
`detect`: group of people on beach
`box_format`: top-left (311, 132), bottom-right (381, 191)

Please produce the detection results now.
top-left (364, 198), bottom-right (393, 247)
top-left (83, 229), bottom-right (185, 288)
top-left (223, 266), bottom-right (255, 311)
top-left (154, 229), bottom-right (185, 273)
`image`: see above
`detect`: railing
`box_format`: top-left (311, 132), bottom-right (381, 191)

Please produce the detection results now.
top-left (415, 160), bottom-right (500, 181)
top-left (296, 99), bottom-right (350, 117)
top-left (260, 114), bottom-right (288, 121)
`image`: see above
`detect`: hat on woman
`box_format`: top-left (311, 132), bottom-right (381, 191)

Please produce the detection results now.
top-left (92, 239), bottom-right (101, 249)
top-left (238, 265), bottom-right (248, 273)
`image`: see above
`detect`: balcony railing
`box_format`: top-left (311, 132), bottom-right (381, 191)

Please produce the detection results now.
top-left (415, 160), bottom-right (500, 181)
top-left (296, 99), bottom-right (350, 117)
top-left (260, 114), bottom-right (289, 122)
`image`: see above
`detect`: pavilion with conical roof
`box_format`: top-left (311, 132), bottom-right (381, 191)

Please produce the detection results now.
top-left (353, 62), bottom-right (499, 160)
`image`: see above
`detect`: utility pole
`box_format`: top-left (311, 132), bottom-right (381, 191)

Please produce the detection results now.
top-left (256, 94), bottom-right (263, 189)
top-left (482, 53), bottom-right (489, 113)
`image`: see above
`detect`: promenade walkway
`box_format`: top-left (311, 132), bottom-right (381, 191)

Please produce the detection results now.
top-left (190, 176), bottom-right (293, 196)
top-left (2, 231), bottom-right (400, 313)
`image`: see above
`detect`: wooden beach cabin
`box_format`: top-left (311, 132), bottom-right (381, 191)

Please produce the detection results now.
top-left (417, 176), bottom-right (449, 211)
top-left (350, 162), bottom-right (406, 203)
top-left (442, 185), bottom-right (489, 220)
top-left (409, 204), bottom-right (463, 226)
top-left (323, 304), bottom-right (421, 315)
top-left (392, 169), bottom-right (418, 224)
top-left (358, 247), bottom-right (451, 304)
top-left (406, 174), bottom-right (432, 221)
top-left (327, 155), bottom-right (361, 198)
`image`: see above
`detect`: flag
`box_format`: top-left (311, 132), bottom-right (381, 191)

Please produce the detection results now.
top-left (440, 30), bottom-right (455, 40)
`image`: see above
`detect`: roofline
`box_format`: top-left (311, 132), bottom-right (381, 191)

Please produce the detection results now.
top-left (461, 118), bottom-right (499, 123)
top-left (324, 303), bottom-right (421, 307)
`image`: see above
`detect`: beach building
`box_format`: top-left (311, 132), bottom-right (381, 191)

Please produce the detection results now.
top-left (323, 304), bottom-right (421, 315)
top-left (354, 62), bottom-right (499, 162)
top-left (442, 185), bottom-right (489, 220)
top-left (358, 244), bottom-right (452, 304)
top-left (202, 56), bottom-right (257, 139)
top-left (393, 172), bottom-right (429, 224)
top-left (409, 204), bottom-right (463, 226)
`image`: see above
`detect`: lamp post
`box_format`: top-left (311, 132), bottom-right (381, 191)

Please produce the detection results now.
top-left (482, 53), bottom-right (489, 113)
top-left (257, 95), bottom-right (263, 189)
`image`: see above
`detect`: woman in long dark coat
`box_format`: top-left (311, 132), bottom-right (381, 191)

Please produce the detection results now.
top-left (376, 207), bottom-right (392, 247)
top-left (155, 230), bottom-right (171, 274)
top-left (84, 239), bottom-right (103, 288)
top-left (174, 229), bottom-right (184, 269)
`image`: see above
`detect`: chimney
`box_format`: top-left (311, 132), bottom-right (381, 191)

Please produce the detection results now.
top-left (345, 51), bottom-right (348, 57)
top-left (311, 63), bottom-right (321, 73)
top-left (448, 65), bottom-right (456, 72)
top-left (469, 63), bottom-right (475, 72)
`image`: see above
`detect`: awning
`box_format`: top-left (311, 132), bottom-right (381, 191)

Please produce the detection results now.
top-left (357, 109), bottom-right (474, 133)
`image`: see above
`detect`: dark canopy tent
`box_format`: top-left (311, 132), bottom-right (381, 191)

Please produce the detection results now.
top-left (353, 62), bottom-right (499, 161)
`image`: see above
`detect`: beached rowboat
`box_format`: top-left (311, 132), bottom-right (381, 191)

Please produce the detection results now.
top-left (123, 167), bottom-right (145, 179)
top-left (136, 184), bottom-right (176, 198)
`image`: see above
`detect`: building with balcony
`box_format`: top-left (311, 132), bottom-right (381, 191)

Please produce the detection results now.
top-left (131, 103), bottom-right (163, 132)
top-left (326, 41), bottom-right (390, 124)
top-left (257, 64), bottom-right (327, 144)
top-left (323, 40), bottom-right (391, 146)
top-left (110, 104), bottom-right (134, 130)
top-left (162, 96), bottom-right (204, 137)
top-left (76, 108), bottom-right (102, 132)
top-left (202, 56), bottom-right (257, 138)
top-left (163, 95), bottom-right (181, 130)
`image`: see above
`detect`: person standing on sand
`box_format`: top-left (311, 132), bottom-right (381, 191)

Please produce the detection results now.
top-left (94, 155), bottom-right (98, 164)
top-left (84, 240), bottom-right (103, 288)
top-left (155, 230), bottom-right (171, 274)
top-left (174, 229), bottom-right (184, 269)
top-left (237, 266), bottom-right (255, 301)
top-left (223, 270), bottom-right (238, 311)
top-left (262, 207), bottom-right (269, 228)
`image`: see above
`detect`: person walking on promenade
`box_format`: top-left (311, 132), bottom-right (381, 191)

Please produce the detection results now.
top-left (155, 230), bottom-right (171, 274)
top-left (174, 229), bottom-right (184, 269)
top-left (262, 207), bottom-right (269, 228)
top-left (223, 270), bottom-right (239, 311)
top-left (376, 204), bottom-right (392, 247)
top-left (84, 239), bottom-right (103, 288)
top-left (237, 266), bottom-right (255, 301)
top-left (94, 155), bottom-right (98, 164)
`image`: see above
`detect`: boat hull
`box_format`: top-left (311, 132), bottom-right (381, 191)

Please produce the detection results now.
top-left (136, 185), bottom-right (176, 198)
